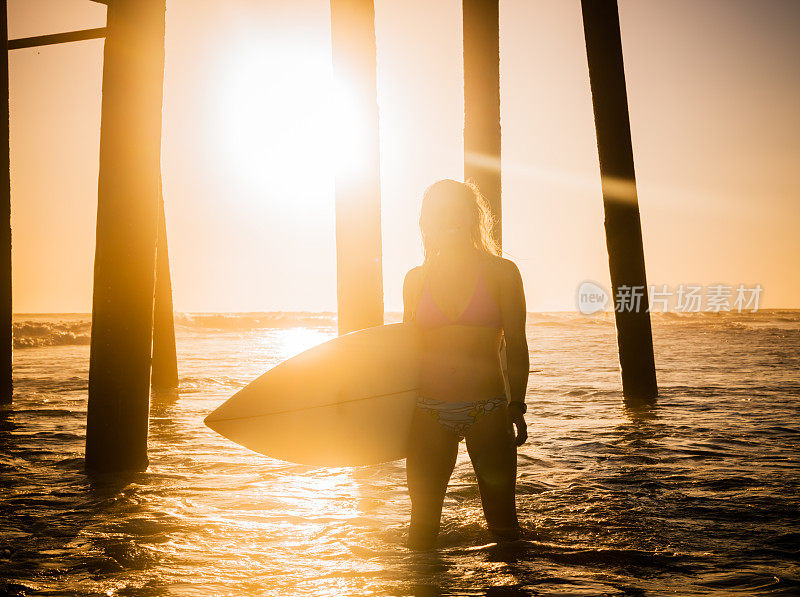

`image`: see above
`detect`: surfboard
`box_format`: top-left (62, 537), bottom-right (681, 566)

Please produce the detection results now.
top-left (204, 323), bottom-right (423, 466)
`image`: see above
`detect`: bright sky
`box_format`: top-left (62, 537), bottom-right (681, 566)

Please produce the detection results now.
top-left (7, 0), bottom-right (800, 313)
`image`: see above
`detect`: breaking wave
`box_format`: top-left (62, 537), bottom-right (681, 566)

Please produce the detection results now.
top-left (11, 310), bottom-right (798, 349)
top-left (13, 318), bottom-right (91, 349)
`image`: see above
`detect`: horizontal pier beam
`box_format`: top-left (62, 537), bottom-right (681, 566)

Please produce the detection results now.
top-left (8, 27), bottom-right (107, 51)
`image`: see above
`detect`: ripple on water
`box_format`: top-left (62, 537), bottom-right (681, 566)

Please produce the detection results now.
top-left (1, 313), bottom-right (799, 595)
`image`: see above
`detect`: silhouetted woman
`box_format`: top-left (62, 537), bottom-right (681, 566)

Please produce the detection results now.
top-left (403, 179), bottom-right (529, 550)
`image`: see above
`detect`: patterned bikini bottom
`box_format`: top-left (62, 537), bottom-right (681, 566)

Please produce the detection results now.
top-left (416, 395), bottom-right (507, 439)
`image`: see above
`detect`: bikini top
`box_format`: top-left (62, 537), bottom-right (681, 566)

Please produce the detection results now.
top-left (415, 261), bottom-right (501, 328)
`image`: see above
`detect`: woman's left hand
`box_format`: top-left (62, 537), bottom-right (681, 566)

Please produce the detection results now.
top-left (509, 409), bottom-right (527, 446)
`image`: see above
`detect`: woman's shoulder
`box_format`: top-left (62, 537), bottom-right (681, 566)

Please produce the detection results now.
top-left (403, 265), bottom-right (424, 293)
top-left (482, 253), bottom-right (520, 278)
top-left (404, 264), bottom-right (424, 279)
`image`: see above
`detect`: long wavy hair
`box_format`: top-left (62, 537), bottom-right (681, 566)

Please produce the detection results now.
top-left (419, 179), bottom-right (500, 265)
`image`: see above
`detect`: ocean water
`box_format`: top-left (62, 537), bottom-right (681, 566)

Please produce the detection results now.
top-left (1, 310), bottom-right (799, 596)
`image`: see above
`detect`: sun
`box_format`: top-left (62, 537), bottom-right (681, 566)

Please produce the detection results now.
top-left (214, 39), bottom-right (366, 204)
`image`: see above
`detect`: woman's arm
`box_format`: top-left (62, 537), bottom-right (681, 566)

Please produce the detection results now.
top-left (402, 267), bottom-right (422, 323)
top-left (499, 259), bottom-right (529, 445)
top-left (499, 259), bottom-right (529, 402)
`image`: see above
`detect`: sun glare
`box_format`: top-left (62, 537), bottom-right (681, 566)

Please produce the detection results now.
top-left (275, 327), bottom-right (335, 360)
top-left (215, 40), bottom-right (366, 203)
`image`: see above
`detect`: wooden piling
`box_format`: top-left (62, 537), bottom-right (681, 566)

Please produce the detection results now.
top-left (329, 0), bottom-right (384, 335)
top-left (1, 1), bottom-right (11, 404)
top-left (580, 0), bottom-right (658, 402)
top-left (463, 0), bottom-right (501, 250)
top-left (85, 0), bottom-right (166, 472)
top-left (151, 188), bottom-right (178, 391)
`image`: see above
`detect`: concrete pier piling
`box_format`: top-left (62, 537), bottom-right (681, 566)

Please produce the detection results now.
top-left (151, 189), bottom-right (179, 392)
top-left (330, 0), bottom-right (384, 335)
top-left (581, 0), bottom-right (658, 402)
top-left (463, 0), bottom-right (502, 250)
top-left (1, 1), bottom-right (11, 404)
top-left (85, 0), bottom-right (167, 472)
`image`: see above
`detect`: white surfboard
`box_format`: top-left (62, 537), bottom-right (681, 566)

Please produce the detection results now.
top-left (204, 323), bottom-right (423, 466)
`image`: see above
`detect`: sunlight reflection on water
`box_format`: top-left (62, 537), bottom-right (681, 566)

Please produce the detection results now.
top-left (1, 311), bottom-right (799, 595)
top-left (265, 327), bottom-right (337, 361)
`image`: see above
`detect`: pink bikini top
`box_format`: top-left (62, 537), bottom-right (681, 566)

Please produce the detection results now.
top-left (416, 263), bottom-right (501, 328)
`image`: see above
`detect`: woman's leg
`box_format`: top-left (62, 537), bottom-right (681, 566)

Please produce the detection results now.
top-left (464, 404), bottom-right (521, 540)
top-left (406, 407), bottom-right (460, 550)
